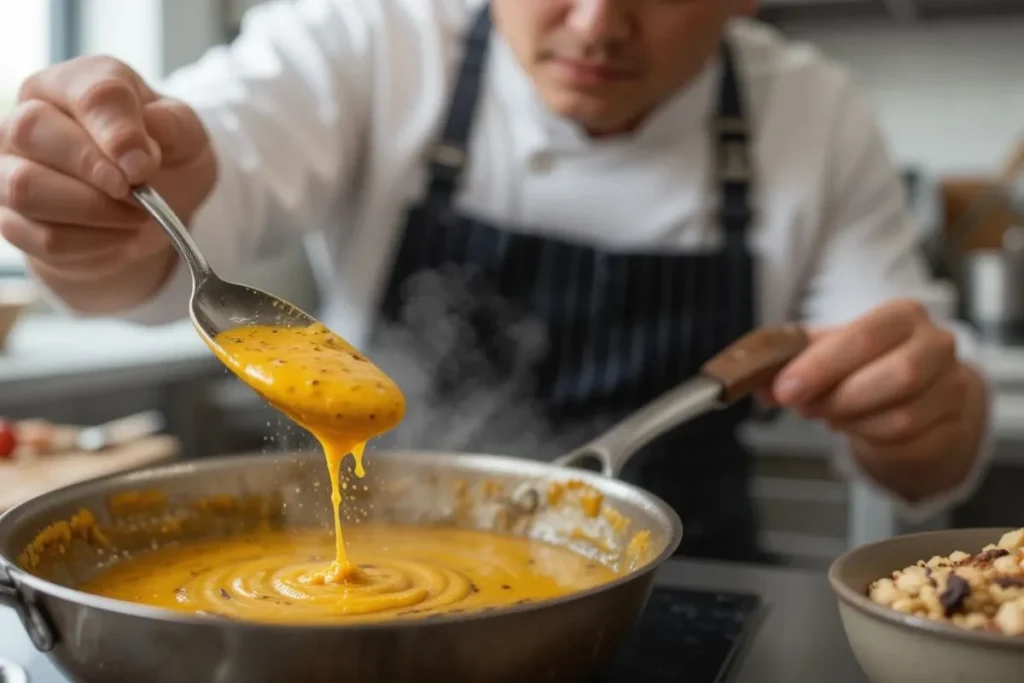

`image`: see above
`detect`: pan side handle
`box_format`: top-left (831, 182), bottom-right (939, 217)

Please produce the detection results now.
top-left (0, 566), bottom-right (57, 652)
top-left (553, 324), bottom-right (809, 479)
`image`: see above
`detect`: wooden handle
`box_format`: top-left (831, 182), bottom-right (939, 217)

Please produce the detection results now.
top-left (701, 324), bottom-right (810, 404)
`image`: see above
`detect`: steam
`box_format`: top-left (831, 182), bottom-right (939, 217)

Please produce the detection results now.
top-left (367, 265), bottom-right (601, 460)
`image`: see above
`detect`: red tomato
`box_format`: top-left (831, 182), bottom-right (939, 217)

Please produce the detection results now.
top-left (0, 419), bottom-right (16, 459)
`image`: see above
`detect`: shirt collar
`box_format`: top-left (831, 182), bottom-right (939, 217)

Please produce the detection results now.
top-left (489, 31), bottom-right (723, 155)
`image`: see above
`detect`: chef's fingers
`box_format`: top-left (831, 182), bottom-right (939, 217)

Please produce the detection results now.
top-left (848, 417), bottom-right (962, 476)
top-left (0, 100), bottom-right (129, 199)
top-left (757, 326), bottom-right (833, 406)
top-left (826, 364), bottom-right (965, 445)
top-left (0, 208), bottom-right (136, 265)
top-left (772, 300), bottom-right (926, 407)
top-left (801, 323), bottom-right (957, 421)
top-left (142, 99), bottom-right (211, 168)
top-left (0, 155), bottom-right (148, 228)
top-left (18, 55), bottom-right (160, 183)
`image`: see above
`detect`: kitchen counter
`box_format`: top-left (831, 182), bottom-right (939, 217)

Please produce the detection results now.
top-left (0, 316), bottom-right (218, 404)
top-left (659, 558), bottom-right (866, 683)
top-left (0, 558), bottom-right (866, 683)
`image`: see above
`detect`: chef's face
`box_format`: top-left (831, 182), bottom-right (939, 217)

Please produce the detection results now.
top-left (493, 0), bottom-right (757, 136)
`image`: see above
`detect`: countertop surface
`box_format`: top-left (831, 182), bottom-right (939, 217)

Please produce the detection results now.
top-left (0, 316), bottom-right (217, 403)
top-left (0, 557), bottom-right (866, 683)
top-left (658, 558), bottom-right (867, 683)
top-left (0, 317), bottom-right (209, 380)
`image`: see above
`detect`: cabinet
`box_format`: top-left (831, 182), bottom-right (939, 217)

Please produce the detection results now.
top-left (759, 0), bottom-right (1024, 22)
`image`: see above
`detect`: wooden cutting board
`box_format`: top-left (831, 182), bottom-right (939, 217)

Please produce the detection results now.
top-left (0, 435), bottom-right (181, 512)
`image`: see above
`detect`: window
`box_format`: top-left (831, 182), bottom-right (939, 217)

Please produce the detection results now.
top-left (0, 6), bottom-right (49, 116)
top-left (0, 1), bottom-right (74, 273)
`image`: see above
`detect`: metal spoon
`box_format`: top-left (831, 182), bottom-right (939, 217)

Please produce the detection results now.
top-left (132, 186), bottom-right (404, 437)
top-left (131, 186), bottom-right (316, 344)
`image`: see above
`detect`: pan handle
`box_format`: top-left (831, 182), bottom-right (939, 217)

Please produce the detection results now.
top-left (0, 567), bottom-right (57, 652)
top-left (553, 324), bottom-right (809, 478)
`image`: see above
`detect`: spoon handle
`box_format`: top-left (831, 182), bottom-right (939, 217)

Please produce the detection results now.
top-left (132, 186), bottom-right (212, 283)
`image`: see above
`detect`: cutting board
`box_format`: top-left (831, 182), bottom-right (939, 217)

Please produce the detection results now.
top-left (0, 435), bottom-right (181, 512)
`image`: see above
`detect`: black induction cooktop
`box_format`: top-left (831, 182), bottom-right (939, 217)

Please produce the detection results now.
top-left (594, 586), bottom-right (764, 683)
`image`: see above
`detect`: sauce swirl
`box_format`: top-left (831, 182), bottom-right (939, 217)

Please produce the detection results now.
top-left (79, 526), bottom-right (619, 623)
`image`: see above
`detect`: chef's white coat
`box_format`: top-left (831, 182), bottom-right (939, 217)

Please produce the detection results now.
top-left (51, 0), bottom-right (993, 519)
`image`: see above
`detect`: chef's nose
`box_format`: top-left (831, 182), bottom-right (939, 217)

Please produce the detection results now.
top-left (566, 0), bottom-right (631, 43)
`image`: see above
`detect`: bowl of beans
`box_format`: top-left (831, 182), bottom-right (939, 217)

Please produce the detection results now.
top-left (829, 528), bottom-right (1024, 683)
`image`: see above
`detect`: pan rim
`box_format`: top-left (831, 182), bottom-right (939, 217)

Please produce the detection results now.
top-left (0, 449), bottom-right (683, 634)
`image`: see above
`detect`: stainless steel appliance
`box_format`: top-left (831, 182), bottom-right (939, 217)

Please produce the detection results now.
top-left (952, 177), bottom-right (1024, 344)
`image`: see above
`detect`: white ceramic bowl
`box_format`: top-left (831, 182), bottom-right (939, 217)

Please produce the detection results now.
top-left (829, 528), bottom-right (1024, 683)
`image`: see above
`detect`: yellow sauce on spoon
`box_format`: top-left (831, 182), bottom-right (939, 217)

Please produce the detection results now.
top-left (208, 323), bottom-right (405, 581)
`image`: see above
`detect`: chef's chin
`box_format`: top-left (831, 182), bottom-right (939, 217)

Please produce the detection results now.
top-left (536, 82), bottom-right (648, 138)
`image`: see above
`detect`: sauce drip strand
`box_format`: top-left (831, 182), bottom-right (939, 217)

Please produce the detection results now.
top-left (209, 323), bottom-right (405, 582)
top-left (79, 526), bottom-right (619, 623)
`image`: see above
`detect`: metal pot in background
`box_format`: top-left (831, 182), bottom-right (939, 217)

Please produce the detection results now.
top-left (959, 226), bottom-right (1024, 345)
top-left (904, 168), bottom-right (950, 279)
top-left (939, 167), bottom-right (1024, 345)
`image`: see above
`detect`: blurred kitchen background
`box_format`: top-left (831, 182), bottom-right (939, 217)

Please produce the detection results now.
top-left (1, 0), bottom-right (1023, 570)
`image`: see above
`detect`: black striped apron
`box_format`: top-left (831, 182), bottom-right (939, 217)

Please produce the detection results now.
top-left (370, 7), bottom-right (767, 563)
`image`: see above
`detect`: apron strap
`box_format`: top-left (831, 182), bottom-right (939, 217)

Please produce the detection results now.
top-left (423, 4), bottom-right (494, 208)
top-left (715, 41), bottom-right (754, 255)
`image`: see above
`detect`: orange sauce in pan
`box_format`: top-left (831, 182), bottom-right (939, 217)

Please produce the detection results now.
top-left (208, 323), bottom-right (404, 581)
top-left (78, 525), bottom-right (620, 623)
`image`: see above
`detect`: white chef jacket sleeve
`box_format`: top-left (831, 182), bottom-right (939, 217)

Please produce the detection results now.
top-left (112, 0), bottom-right (376, 325)
top-left (796, 79), bottom-right (994, 523)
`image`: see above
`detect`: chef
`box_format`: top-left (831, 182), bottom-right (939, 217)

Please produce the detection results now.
top-left (0, 0), bottom-right (993, 563)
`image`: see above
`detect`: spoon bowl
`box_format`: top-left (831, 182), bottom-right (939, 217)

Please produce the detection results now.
top-left (191, 276), bottom-right (318, 342)
top-left (131, 185), bottom-right (406, 437)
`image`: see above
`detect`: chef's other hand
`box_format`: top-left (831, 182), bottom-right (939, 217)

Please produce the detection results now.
top-left (0, 55), bottom-right (215, 309)
top-left (766, 299), bottom-right (988, 503)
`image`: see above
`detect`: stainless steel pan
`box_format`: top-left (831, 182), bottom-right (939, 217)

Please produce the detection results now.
top-left (0, 325), bottom-right (808, 683)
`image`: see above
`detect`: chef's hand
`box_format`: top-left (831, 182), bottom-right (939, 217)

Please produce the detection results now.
top-left (0, 56), bottom-right (215, 311)
top-left (765, 299), bottom-right (988, 502)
